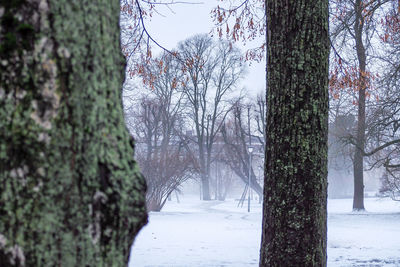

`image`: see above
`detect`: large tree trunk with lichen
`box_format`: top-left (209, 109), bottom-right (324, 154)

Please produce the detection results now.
top-left (260, 0), bottom-right (329, 266)
top-left (0, 1), bottom-right (147, 266)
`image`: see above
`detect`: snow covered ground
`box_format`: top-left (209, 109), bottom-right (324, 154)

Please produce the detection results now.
top-left (129, 196), bottom-right (400, 267)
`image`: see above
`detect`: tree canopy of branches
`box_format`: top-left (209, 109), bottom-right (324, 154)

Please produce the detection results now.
top-left (366, 3), bottom-right (400, 199)
top-left (221, 100), bottom-right (263, 199)
top-left (329, 0), bottom-right (399, 208)
top-left (178, 34), bottom-right (246, 200)
top-left (125, 53), bottom-right (195, 211)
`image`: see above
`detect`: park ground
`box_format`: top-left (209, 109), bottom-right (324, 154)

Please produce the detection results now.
top-left (129, 195), bottom-right (400, 267)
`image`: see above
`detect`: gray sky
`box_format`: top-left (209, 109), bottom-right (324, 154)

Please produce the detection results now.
top-left (144, 1), bottom-right (266, 97)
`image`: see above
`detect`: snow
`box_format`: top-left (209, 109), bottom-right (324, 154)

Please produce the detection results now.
top-left (328, 198), bottom-right (400, 266)
top-left (129, 196), bottom-right (400, 267)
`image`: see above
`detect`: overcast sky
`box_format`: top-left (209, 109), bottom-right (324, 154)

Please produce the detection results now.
top-left (143, 1), bottom-right (266, 98)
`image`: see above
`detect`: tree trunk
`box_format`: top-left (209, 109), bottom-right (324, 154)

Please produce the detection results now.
top-left (353, 0), bottom-right (366, 211)
top-left (201, 173), bottom-right (211, 200)
top-left (0, 1), bottom-right (147, 266)
top-left (260, 0), bottom-right (329, 266)
top-left (199, 143), bottom-right (211, 200)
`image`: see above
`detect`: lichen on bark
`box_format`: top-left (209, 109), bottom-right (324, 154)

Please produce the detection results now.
top-left (260, 0), bottom-right (329, 266)
top-left (0, 0), bottom-right (147, 266)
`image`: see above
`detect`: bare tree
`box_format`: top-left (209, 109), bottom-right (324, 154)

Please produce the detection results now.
top-left (329, 0), bottom-right (393, 210)
top-left (125, 53), bottom-right (195, 211)
top-left (372, 5), bottom-right (400, 199)
top-left (178, 34), bottom-right (245, 200)
top-left (364, 11), bottom-right (400, 197)
top-left (221, 100), bottom-right (263, 199)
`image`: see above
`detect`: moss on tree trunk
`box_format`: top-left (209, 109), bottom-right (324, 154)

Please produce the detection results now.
top-left (0, 0), bottom-right (147, 266)
top-left (260, 0), bottom-right (329, 266)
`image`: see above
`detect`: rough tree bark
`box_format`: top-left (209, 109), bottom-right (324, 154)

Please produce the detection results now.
top-left (260, 0), bottom-right (329, 266)
top-left (0, 1), bottom-right (147, 266)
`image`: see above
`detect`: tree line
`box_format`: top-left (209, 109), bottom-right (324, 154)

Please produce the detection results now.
top-left (124, 34), bottom-right (266, 211)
